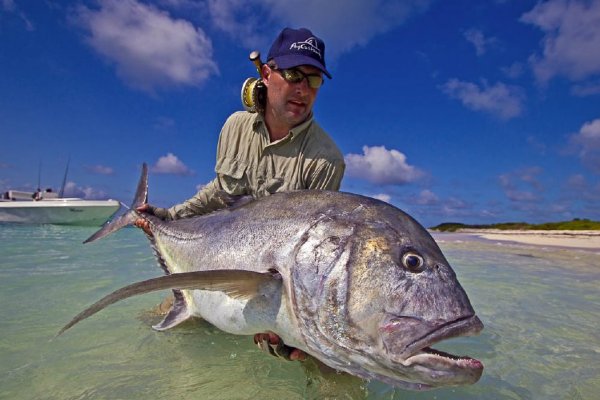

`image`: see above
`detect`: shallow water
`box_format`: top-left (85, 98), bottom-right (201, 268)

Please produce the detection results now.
top-left (0, 225), bottom-right (598, 399)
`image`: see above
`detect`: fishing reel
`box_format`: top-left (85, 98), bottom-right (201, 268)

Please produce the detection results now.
top-left (241, 51), bottom-right (266, 113)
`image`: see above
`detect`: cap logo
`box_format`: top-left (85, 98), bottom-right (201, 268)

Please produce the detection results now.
top-left (289, 37), bottom-right (322, 59)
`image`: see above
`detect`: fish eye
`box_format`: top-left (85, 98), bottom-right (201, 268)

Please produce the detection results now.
top-left (401, 252), bottom-right (424, 271)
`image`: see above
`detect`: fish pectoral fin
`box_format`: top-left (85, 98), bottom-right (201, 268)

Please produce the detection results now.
top-left (195, 269), bottom-right (281, 300)
top-left (156, 269), bottom-right (280, 301)
top-left (57, 270), bottom-right (279, 336)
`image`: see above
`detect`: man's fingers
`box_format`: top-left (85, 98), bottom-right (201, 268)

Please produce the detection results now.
top-left (252, 332), bottom-right (306, 361)
top-left (289, 349), bottom-right (307, 361)
top-left (133, 218), bottom-right (153, 236)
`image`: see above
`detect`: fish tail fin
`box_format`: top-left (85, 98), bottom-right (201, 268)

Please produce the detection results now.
top-left (83, 163), bottom-right (149, 244)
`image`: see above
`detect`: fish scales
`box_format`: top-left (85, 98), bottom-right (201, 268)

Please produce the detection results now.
top-left (59, 164), bottom-right (485, 391)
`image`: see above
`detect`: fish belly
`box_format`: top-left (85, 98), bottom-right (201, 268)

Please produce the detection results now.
top-left (183, 288), bottom-right (304, 349)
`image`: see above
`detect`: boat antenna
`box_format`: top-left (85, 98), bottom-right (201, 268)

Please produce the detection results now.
top-left (59, 157), bottom-right (70, 198)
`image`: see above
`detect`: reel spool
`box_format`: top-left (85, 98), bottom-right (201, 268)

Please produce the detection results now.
top-left (240, 77), bottom-right (265, 113)
top-left (240, 50), bottom-right (266, 113)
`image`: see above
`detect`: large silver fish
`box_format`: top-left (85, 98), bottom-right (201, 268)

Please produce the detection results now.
top-left (59, 164), bottom-right (484, 390)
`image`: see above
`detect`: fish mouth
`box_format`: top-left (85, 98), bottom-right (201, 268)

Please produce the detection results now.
top-left (381, 314), bottom-right (484, 384)
top-left (404, 346), bottom-right (483, 370)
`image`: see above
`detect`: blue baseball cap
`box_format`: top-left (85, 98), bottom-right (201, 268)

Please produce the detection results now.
top-left (267, 27), bottom-right (331, 79)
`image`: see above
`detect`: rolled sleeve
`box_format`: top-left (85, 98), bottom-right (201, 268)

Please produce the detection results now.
top-left (165, 178), bottom-right (225, 220)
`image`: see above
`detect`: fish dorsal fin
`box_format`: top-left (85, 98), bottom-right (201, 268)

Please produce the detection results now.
top-left (57, 270), bottom-right (280, 336)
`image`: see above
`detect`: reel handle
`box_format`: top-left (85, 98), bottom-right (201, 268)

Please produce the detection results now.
top-left (249, 50), bottom-right (263, 79)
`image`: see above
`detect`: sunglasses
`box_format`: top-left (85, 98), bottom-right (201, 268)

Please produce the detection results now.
top-left (273, 68), bottom-right (324, 89)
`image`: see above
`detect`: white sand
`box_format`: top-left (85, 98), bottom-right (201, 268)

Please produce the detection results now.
top-left (459, 229), bottom-right (600, 249)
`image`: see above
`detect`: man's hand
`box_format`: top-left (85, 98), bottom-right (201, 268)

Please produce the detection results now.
top-left (134, 204), bottom-right (153, 236)
top-left (253, 332), bottom-right (307, 361)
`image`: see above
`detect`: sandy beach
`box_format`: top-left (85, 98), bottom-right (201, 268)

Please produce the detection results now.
top-left (457, 229), bottom-right (600, 250)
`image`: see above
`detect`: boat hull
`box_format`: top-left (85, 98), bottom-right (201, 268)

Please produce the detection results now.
top-left (0, 199), bottom-right (120, 226)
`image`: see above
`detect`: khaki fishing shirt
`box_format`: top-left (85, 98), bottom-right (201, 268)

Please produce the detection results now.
top-left (155, 111), bottom-right (345, 220)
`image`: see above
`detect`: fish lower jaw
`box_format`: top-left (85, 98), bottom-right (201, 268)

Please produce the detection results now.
top-left (382, 347), bottom-right (484, 388)
top-left (402, 347), bottom-right (483, 370)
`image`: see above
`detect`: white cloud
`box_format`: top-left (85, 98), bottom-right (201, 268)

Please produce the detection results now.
top-left (527, 136), bottom-right (547, 155)
top-left (151, 153), bottom-right (194, 176)
top-left (2, 0), bottom-right (34, 30)
top-left (159, 0), bottom-right (205, 9)
top-left (520, 0), bottom-right (600, 83)
top-left (207, 0), bottom-right (432, 58)
top-left (570, 118), bottom-right (600, 173)
top-left (502, 62), bottom-right (525, 79)
top-left (499, 167), bottom-right (544, 203)
top-left (576, 118), bottom-right (600, 141)
top-left (2, 0), bottom-right (15, 12)
top-left (73, 0), bottom-right (218, 92)
top-left (440, 197), bottom-right (470, 215)
top-left (464, 29), bottom-right (497, 56)
top-left (153, 116), bottom-right (176, 130)
top-left (441, 79), bottom-right (525, 119)
top-left (566, 174), bottom-right (600, 201)
top-left (415, 189), bottom-right (439, 205)
top-left (207, 0), bottom-right (268, 49)
top-left (62, 181), bottom-right (109, 199)
top-left (567, 174), bottom-right (587, 189)
top-left (85, 164), bottom-right (115, 175)
top-left (345, 145), bottom-right (424, 185)
top-left (372, 193), bottom-right (392, 203)
top-left (571, 81), bottom-right (600, 97)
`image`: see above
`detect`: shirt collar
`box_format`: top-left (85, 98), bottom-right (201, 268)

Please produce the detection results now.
top-left (289, 113), bottom-right (314, 139)
top-left (253, 112), bottom-right (314, 142)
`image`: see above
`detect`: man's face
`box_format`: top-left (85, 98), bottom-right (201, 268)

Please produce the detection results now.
top-left (263, 64), bottom-right (322, 129)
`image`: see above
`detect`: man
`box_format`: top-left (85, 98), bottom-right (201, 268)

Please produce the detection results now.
top-left (136, 27), bottom-right (345, 361)
top-left (137, 27), bottom-right (343, 222)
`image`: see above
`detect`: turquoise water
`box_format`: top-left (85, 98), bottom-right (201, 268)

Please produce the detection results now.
top-left (1, 224), bottom-right (599, 399)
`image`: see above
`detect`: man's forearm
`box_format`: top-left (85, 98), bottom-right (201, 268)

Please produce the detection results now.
top-left (165, 178), bottom-right (226, 220)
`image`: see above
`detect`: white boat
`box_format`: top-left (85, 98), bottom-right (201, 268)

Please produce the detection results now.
top-left (0, 190), bottom-right (120, 226)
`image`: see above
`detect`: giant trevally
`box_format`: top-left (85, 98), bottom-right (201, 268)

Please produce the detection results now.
top-left (59, 163), bottom-right (484, 390)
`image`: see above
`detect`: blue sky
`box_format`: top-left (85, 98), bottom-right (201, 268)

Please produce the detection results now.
top-left (1, 0), bottom-right (600, 227)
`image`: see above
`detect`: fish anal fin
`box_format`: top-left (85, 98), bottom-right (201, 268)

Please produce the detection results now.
top-left (152, 290), bottom-right (191, 331)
